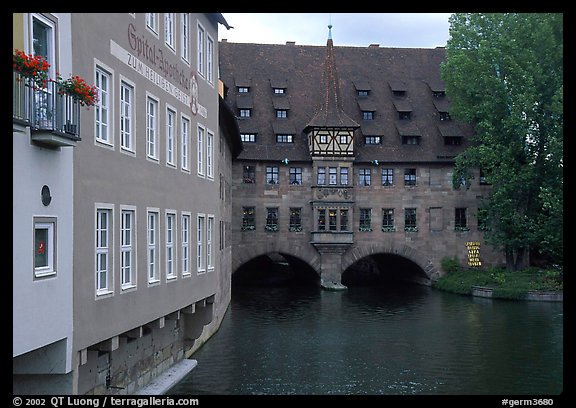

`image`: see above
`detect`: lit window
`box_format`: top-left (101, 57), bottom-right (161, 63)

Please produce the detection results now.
top-left (34, 218), bottom-right (56, 278)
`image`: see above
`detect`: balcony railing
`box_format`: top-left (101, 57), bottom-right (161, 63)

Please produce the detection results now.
top-left (13, 71), bottom-right (81, 146)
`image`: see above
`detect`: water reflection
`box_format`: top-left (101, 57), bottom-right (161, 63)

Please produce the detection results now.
top-left (168, 284), bottom-right (563, 395)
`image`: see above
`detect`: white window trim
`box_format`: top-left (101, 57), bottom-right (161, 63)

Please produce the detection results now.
top-left (119, 77), bottom-right (136, 156)
top-left (146, 13), bottom-right (159, 37)
top-left (197, 213), bottom-right (206, 274)
top-left (180, 13), bottom-right (190, 64)
top-left (180, 113), bottom-right (191, 173)
top-left (206, 129), bottom-right (214, 180)
top-left (207, 215), bottom-right (214, 271)
top-left (146, 92), bottom-right (160, 162)
top-left (120, 206), bottom-right (137, 291)
top-left (29, 14), bottom-right (56, 81)
top-left (197, 123), bottom-right (205, 177)
top-left (165, 210), bottom-right (177, 281)
top-left (197, 22), bottom-right (205, 78)
top-left (206, 33), bottom-right (214, 85)
top-left (147, 208), bottom-right (161, 285)
top-left (166, 105), bottom-right (177, 168)
top-left (33, 217), bottom-right (56, 278)
top-left (164, 13), bottom-right (176, 52)
top-left (181, 211), bottom-right (192, 278)
top-left (94, 60), bottom-right (114, 149)
top-left (95, 204), bottom-right (114, 298)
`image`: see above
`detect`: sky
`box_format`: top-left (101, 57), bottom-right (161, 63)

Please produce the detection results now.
top-left (218, 13), bottom-right (453, 49)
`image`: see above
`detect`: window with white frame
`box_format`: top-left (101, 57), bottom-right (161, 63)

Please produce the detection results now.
top-left (166, 107), bottom-right (176, 166)
top-left (95, 66), bottom-right (111, 144)
top-left (120, 81), bottom-right (134, 152)
top-left (181, 213), bottom-right (191, 276)
top-left (31, 14), bottom-right (56, 80)
top-left (146, 13), bottom-right (158, 34)
top-left (181, 13), bottom-right (190, 62)
top-left (207, 35), bottom-right (214, 84)
top-left (197, 214), bottom-right (205, 273)
top-left (164, 13), bottom-right (175, 49)
top-left (197, 124), bottom-right (205, 176)
top-left (96, 208), bottom-right (112, 295)
top-left (166, 212), bottom-right (176, 279)
top-left (207, 130), bottom-right (214, 179)
top-left (34, 218), bottom-right (56, 278)
top-left (181, 116), bottom-right (190, 171)
top-left (207, 215), bottom-right (214, 270)
top-left (147, 210), bottom-right (159, 283)
top-left (120, 209), bottom-right (135, 289)
top-left (146, 96), bottom-right (158, 160)
top-left (197, 23), bottom-right (205, 77)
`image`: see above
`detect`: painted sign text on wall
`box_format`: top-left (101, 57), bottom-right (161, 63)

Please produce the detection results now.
top-left (465, 241), bottom-right (482, 267)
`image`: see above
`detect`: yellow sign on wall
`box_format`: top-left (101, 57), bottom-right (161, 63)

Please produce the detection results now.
top-left (466, 241), bottom-right (482, 267)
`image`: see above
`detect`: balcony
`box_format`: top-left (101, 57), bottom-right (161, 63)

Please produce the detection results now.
top-left (310, 231), bottom-right (354, 254)
top-left (13, 71), bottom-right (81, 147)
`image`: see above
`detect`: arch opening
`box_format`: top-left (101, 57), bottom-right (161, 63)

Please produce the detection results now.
top-left (232, 252), bottom-right (320, 288)
top-left (342, 253), bottom-right (430, 287)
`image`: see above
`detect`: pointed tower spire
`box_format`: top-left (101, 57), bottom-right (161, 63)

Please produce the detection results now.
top-left (305, 21), bottom-right (359, 130)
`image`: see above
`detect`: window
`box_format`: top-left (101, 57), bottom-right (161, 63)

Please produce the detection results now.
top-left (166, 212), bottom-right (176, 279)
top-left (362, 111), bottom-right (374, 120)
top-left (207, 216), bottom-right (214, 269)
top-left (365, 136), bottom-right (381, 145)
top-left (197, 214), bottom-right (205, 272)
top-left (276, 109), bottom-right (288, 118)
top-left (479, 169), bottom-right (491, 185)
top-left (164, 13), bottom-right (175, 49)
top-left (95, 67), bottom-right (111, 144)
top-left (266, 166), bottom-right (279, 184)
top-left (242, 207), bottom-right (255, 231)
top-left (241, 133), bottom-right (256, 142)
top-left (121, 209), bottom-right (135, 289)
top-left (181, 116), bottom-right (190, 171)
top-left (207, 35), bottom-right (214, 84)
top-left (357, 90), bottom-right (369, 97)
top-left (382, 168), bottom-right (394, 186)
top-left (340, 167), bottom-right (349, 185)
top-left (276, 134), bottom-right (293, 143)
top-left (455, 208), bottom-right (468, 230)
top-left (34, 218), bottom-right (56, 277)
top-left (274, 88), bottom-right (285, 94)
top-left (197, 24), bottom-right (205, 76)
top-left (317, 167), bottom-right (326, 185)
top-left (433, 90), bottom-right (446, 98)
top-left (166, 108), bottom-right (176, 166)
top-left (120, 81), bottom-right (134, 152)
top-left (393, 90), bottom-right (406, 97)
top-left (146, 96), bottom-right (158, 159)
top-left (329, 209), bottom-right (337, 231)
top-left (329, 167), bottom-right (337, 185)
top-left (197, 125), bottom-right (204, 176)
top-left (440, 111), bottom-right (451, 121)
top-left (319, 134), bottom-right (328, 144)
top-left (31, 14), bottom-right (55, 80)
top-left (382, 209), bottom-right (395, 232)
top-left (147, 210), bottom-right (159, 283)
top-left (402, 136), bottom-right (420, 145)
top-left (339, 135), bottom-right (349, 144)
top-left (399, 111), bottom-right (411, 120)
top-left (289, 167), bottom-right (302, 185)
top-left (477, 208), bottom-right (489, 231)
top-left (265, 208), bottom-right (279, 232)
top-left (181, 13), bottom-right (189, 62)
top-left (404, 168), bottom-right (417, 186)
top-left (359, 209), bottom-right (372, 231)
top-left (404, 208), bottom-right (417, 231)
top-left (444, 136), bottom-right (462, 145)
top-left (340, 209), bottom-right (349, 231)
top-left (146, 13), bottom-right (158, 33)
top-left (237, 87), bottom-right (249, 93)
top-left (96, 208), bottom-right (112, 294)
top-left (239, 109), bottom-right (251, 118)
top-left (317, 209), bottom-right (326, 231)
top-left (289, 208), bottom-right (302, 231)
top-left (359, 168), bottom-right (371, 186)
top-left (243, 166), bottom-right (256, 183)
top-left (207, 131), bottom-right (214, 179)
top-left (181, 213), bottom-right (191, 276)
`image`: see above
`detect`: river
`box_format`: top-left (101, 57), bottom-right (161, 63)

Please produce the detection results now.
top-left (167, 284), bottom-right (563, 395)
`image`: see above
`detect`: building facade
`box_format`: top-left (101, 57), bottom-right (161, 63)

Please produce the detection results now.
top-left (13, 13), bottom-right (241, 395)
top-left (219, 33), bottom-right (505, 288)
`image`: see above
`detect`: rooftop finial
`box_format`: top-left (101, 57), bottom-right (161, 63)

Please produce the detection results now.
top-left (328, 14), bottom-right (332, 40)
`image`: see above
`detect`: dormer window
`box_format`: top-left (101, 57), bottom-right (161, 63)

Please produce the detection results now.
top-left (444, 136), bottom-right (462, 146)
top-left (433, 90), bottom-right (446, 98)
top-left (273, 88), bottom-right (285, 94)
top-left (440, 111), bottom-right (451, 121)
top-left (238, 86), bottom-right (249, 93)
top-left (276, 109), bottom-right (288, 118)
top-left (240, 133), bottom-right (256, 142)
top-left (399, 111), bottom-right (411, 120)
top-left (365, 136), bottom-right (381, 145)
top-left (239, 108), bottom-right (251, 118)
top-left (393, 90), bottom-right (406, 97)
top-left (362, 111), bottom-right (374, 120)
top-left (402, 136), bottom-right (421, 145)
top-left (276, 134), bottom-right (293, 143)
top-left (357, 90), bottom-right (369, 97)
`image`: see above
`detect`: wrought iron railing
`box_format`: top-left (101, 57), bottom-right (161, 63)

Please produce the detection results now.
top-left (13, 71), bottom-right (81, 140)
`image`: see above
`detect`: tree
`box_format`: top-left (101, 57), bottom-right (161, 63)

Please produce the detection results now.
top-left (441, 13), bottom-right (563, 270)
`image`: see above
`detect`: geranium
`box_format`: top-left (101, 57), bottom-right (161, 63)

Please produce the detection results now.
top-left (13, 49), bottom-right (50, 88)
top-left (55, 73), bottom-right (98, 107)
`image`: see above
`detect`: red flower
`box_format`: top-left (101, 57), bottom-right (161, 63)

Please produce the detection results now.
top-left (13, 49), bottom-right (50, 88)
top-left (55, 73), bottom-right (99, 108)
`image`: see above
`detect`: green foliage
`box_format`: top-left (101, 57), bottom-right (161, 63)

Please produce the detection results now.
top-left (441, 256), bottom-right (461, 274)
top-left (441, 13), bottom-right (563, 268)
